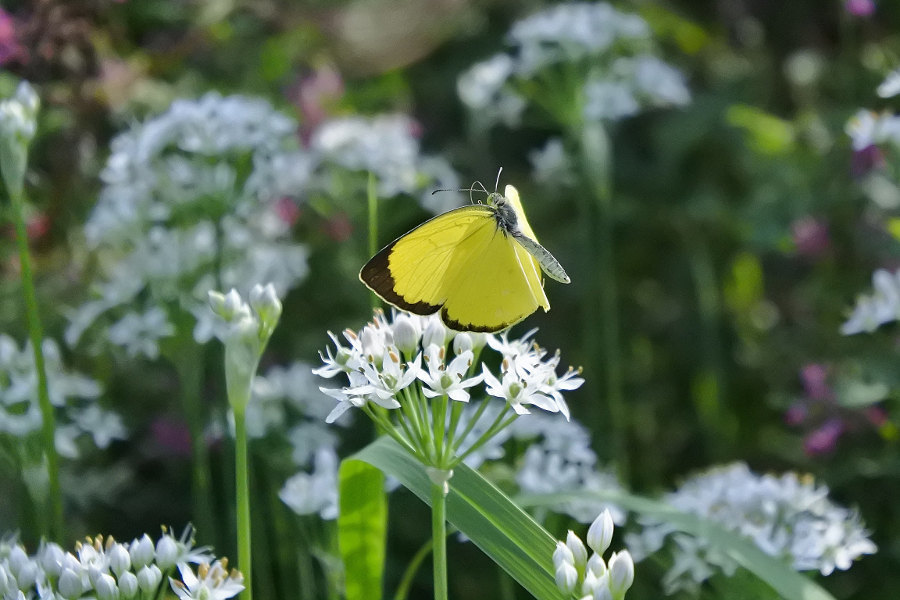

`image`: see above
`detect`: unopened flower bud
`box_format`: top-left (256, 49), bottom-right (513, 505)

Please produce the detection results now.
top-left (95, 572), bottom-right (119, 600)
top-left (392, 315), bottom-right (420, 356)
top-left (249, 283), bottom-right (282, 330)
top-left (57, 568), bottom-right (84, 599)
top-left (586, 552), bottom-right (607, 577)
top-left (552, 540), bottom-right (574, 570)
top-left (155, 535), bottom-right (179, 570)
top-left (566, 530), bottom-right (588, 569)
top-left (587, 509), bottom-right (615, 555)
top-left (608, 550), bottom-right (634, 596)
top-left (130, 535), bottom-right (154, 569)
top-left (452, 333), bottom-right (473, 355)
top-left (137, 565), bottom-right (162, 594)
top-left (422, 318), bottom-right (445, 350)
top-left (39, 542), bottom-right (65, 577)
top-left (118, 571), bottom-right (138, 599)
top-left (108, 543), bottom-right (131, 577)
top-left (555, 561), bottom-right (578, 595)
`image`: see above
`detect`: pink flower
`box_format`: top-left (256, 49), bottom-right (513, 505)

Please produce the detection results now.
top-left (804, 419), bottom-right (844, 456)
top-left (800, 363), bottom-right (832, 401)
top-left (289, 65), bottom-right (344, 143)
top-left (845, 0), bottom-right (875, 16)
top-left (784, 403), bottom-right (808, 426)
top-left (851, 145), bottom-right (885, 177)
top-left (274, 196), bottom-right (301, 227)
top-left (791, 217), bottom-right (831, 259)
top-left (150, 417), bottom-right (193, 457)
top-left (0, 8), bottom-right (26, 66)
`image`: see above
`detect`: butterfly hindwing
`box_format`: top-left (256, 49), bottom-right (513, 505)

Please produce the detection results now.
top-left (440, 222), bottom-right (549, 332)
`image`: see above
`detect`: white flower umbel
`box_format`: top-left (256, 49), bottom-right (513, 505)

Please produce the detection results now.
top-left (625, 463), bottom-right (877, 594)
top-left (316, 310), bottom-right (582, 474)
top-left (209, 284), bottom-right (282, 599)
top-left (0, 335), bottom-right (124, 457)
top-left (841, 268), bottom-right (900, 334)
top-left (457, 2), bottom-right (690, 131)
top-left (0, 81), bottom-right (39, 199)
top-left (311, 114), bottom-right (460, 214)
top-left (0, 529), bottom-right (220, 600)
top-left (553, 509), bottom-right (635, 600)
top-left (68, 92), bottom-right (310, 357)
top-left (512, 413), bottom-right (624, 524)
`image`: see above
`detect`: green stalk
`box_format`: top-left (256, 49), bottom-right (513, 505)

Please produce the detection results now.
top-left (174, 344), bottom-right (216, 545)
top-left (578, 122), bottom-right (628, 482)
top-left (9, 185), bottom-right (63, 541)
top-left (234, 405), bottom-right (252, 600)
top-left (430, 483), bottom-right (449, 600)
top-left (394, 538), bottom-right (434, 600)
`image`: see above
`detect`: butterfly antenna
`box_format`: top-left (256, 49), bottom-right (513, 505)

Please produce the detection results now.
top-left (493, 167), bottom-right (503, 192)
top-left (431, 182), bottom-right (490, 205)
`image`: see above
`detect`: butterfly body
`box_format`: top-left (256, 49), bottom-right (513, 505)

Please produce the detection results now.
top-left (360, 185), bottom-right (569, 332)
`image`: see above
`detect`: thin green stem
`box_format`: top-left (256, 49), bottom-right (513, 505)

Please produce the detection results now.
top-left (234, 406), bottom-right (252, 600)
top-left (394, 537), bottom-right (434, 600)
top-left (451, 397), bottom-right (492, 454)
top-left (430, 483), bottom-right (449, 600)
top-left (9, 186), bottom-right (62, 541)
top-left (577, 122), bottom-right (628, 483)
top-left (174, 344), bottom-right (216, 545)
top-left (367, 171), bottom-right (380, 310)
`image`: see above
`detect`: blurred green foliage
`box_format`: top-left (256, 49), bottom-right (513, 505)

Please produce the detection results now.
top-left (3, 0), bottom-right (900, 598)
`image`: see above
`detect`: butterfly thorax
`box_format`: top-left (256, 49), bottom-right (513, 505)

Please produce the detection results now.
top-left (488, 193), bottom-right (519, 236)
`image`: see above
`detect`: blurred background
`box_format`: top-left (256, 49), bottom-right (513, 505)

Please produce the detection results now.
top-left (1, 0), bottom-right (899, 598)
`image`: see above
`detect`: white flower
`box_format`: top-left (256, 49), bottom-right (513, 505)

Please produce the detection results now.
top-left (311, 114), bottom-right (459, 212)
top-left (842, 268), bottom-right (900, 334)
top-left (626, 463), bottom-right (876, 593)
top-left (72, 93), bottom-right (310, 353)
top-left (877, 67), bottom-right (900, 98)
top-left (530, 138), bottom-right (577, 186)
top-left (279, 447), bottom-right (340, 519)
top-left (170, 561), bottom-right (244, 600)
top-left (418, 347), bottom-right (483, 402)
top-left (483, 366), bottom-right (557, 415)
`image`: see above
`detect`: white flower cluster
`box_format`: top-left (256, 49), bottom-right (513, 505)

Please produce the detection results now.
top-left (68, 92), bottom-right (311, 358)
top-left (0, 529), bottom-right (240, 600)
top-left (845, 109), bottom-right (900, 151)
top-left (625, 463), bottom-right (877, 594)
top-left (457, 2), bottom-right (690, 128)
top-left (0, 81), bottom-right (39, 148)
top-left (250, 362), bottom-right (344, 520)
top-left (310, 114), bottom-right (460, 213)
top-left (512, 413), bottom-right (625, 524)
top-left (315, 311), bottom-right (581, 425)
top-left (553, 509), bottom-right (635, 600)
top-left (0, 335), bottom-right (125, 455)
top-left (841, 268), bottom-right (900, 335)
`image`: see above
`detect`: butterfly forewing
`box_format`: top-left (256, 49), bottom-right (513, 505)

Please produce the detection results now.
top-left (359, 204), bottom-right (495, 314)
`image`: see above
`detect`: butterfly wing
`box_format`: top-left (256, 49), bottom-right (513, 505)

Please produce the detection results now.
top-left (440, 221), bottom-right (549, 332)
top-left (504, 184), bottom-right (570, 284)
top-left (359, 205), bottom-right (496, 315)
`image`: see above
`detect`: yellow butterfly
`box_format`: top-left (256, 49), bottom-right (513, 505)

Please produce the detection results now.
top-left (359, 183), bottom-right (569, 332)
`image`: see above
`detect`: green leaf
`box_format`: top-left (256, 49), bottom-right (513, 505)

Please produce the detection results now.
top-left (338, 458), bottom-right (388, 600)
top-left (352, 437), bottom-right (562, 600)
top-left (518, 490), bottom-right (838, 600)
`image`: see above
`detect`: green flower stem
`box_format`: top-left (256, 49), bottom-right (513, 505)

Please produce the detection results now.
top-left (577, 122), bottom-right (628, 483)
top-left (432, 394), bottom-right (448, 464)
top-left (453, 406), bottom-right (515, 465)
top-left (367, 171), bottom-right (379, 311)
top-left (443, 401), bottom-right (465, 458)
top-left (450, 397), bottom-right (492, 454)
top-left (8, 185), bottom-right (63, 541)
top-left (684, 229), bottom-right (736, 456)
top-left (394, 538), bottom-right (434, 600)
top-left (173, 345), bottom-right (216, 546)
top-left (430, 482), bottom-right (449, 600)
top-left (234, 405), bottom-right (253, 600)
